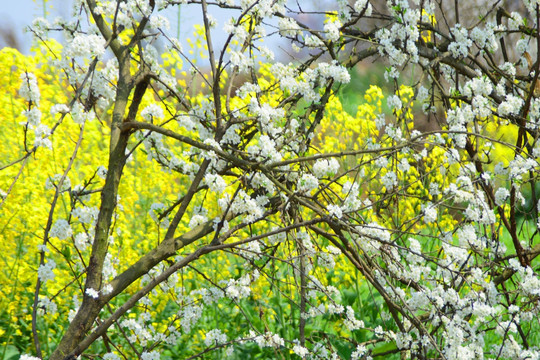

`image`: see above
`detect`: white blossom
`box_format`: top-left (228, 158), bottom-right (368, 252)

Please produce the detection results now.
top-left (141, 103), bottom-right (164, 122)
top-left (448, 24), bottom-right (471, 58)
top-left (297, 173), bottom-right (319, 194)
top-left (312, 158), bottom-right (340, 178)
top-left (423, 203), bottom-right (437, 223)
top-left (103, 353), bottom-right (121, 360)
top-left (278, 17), bottom-right (301, 37)
top-left (19, 72), bottom-right (40, 105)
top-left (324, 19), bottom-right (342, 42)
top-left (354, 0), bottom-right (372, 16)
top-left (494, 187), bottom-right (510, 206)
top-left (327, 204), bottom-right (343, 219)
top-left (344, 306), bottom-right (364, 331)
top-left (37, 259), bottom-right (56, 283)
top-left (65, 34), bottom-right (106, 59)
top-left (292, 344), bottom-right (309, 358)
top-left (71, 102), bottom-right (95, 124)
top-left (50, 219), bottom-right (73, 240)
top-left (20, 355), bottom-right (42, 360)
top-left (498, 94), bottom-right (524, 116)
top-left (387, 95), bottom-right (402, 111)
top-left (205, 329), bottom-right (228, 346)
top-left (85, 287), bottom-right (99, 299)
top-left (141, 351), bottom-right (160, 360)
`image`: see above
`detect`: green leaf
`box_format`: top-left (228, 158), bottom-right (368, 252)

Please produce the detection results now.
top-left (1, 345), bottom-right (20, 360)
top-left (372, 341), bottom-right (397, 356)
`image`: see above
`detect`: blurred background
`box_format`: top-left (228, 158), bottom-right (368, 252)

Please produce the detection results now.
top-left (1, 1), bottom-right (71, 53)
top-left (0, 0), bottom-right (261, 54)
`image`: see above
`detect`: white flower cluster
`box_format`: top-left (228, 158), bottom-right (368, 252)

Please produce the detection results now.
top-left (64, 34), bottom-right (106, 59)
top-left (508, 155), bottom-right (537, 183)
top-left (96, 165), bottom-right (108, 180)
top-left (21, 107), bottom-right (41, 127)
top-left (70, 102), bottom-right (96, 125)
top-left (247, 135), bottom-right (282, 163)
top-left (249, 172), bottom-right (276, 194)
top-left (297, 173), bottom-right (319, 194)
top-left (342, 181), bottom-right (369, 213)
top-left (317, 61), bottom-right (351, 84)
top-left (229, 190), bottom-right (264, 223)
top-left (85, 287), bottom-right (99, 299)
top-left (94, 0), bottom-right (161, 31)
top-left (19, 72), bottom-right (40, 105)
top-left (312, 158), bottom-right (340, 178)
top-left (292, 344), bottom-right (309, 358)
top-left (354, 0), bottom-right (372, 16)
top-left (37, 259), bottom-right (56, 284)
top-left (324, 19), bottom-right (342, 42)
top-left (74, 233), bottom-right (90, 251)
top-left (327, 204), bottom-right (343, 219)
top-left (446, 104), bottom-right (474, 148)
top-left (51, 103), bottom-right (69, 117)
top-left (204, 328), bottom-right (228, 347)
top-left (376, 2), bottom-right (420, 65)
top-left (387, 95), bottom-right (402, 111)
top-left (121, 317), bottom-right (157, 346)
top-left (304, 35), bottom-right (324, 48)
top-left (230, 50), bottom-right (254, 73)
top-left (494, 187), bottom-right (510, 206)
top-left (456, 224), bottom-right (484, 250)
top-left (72, 206), bottom-right (99, 225)
top-left (189, 213), bottom-right (207, 229)
top-left (45, 174), bottom-right (71, 192)
top-left (148, 202), bottom-right (170, 228)
top-left (238, 0), bottom-right (285, 17)
top-left (351, 344), bottom-right (370, 360)
top-left (240, 240), bottom-right (263, 260)
top-left (178, 304), bottom-right (203, 333)
top-left (37, 296), bottom-right (57, 315)
top-left (498, 94), bottom-right (523, 117)
top-left (508, 12), bottom-right (523, 31)
top-left (50, 219), bottom-right (73, 240)
top-left (344, 306), bottom-right (364, 331)
top-left (470, 22), bottom-right (501, 52)
top-left (92, 58), bottom-right (119, 109)
top-left (423, 202), bottom-right (437, 223)
top-left (509, 258), bottom-right (540, 297)
top-left (270, 61), bottom-right (349, 105)
top-left (20, 355), bottom-right (41, 360)
top-left (317, 249), bottom-right (338, 269)
top-left (516, 38), bottom-right (529, 57)
top-left (103, 353), bottom-right (121, 360)
top-left (448, 24), bottom-right (471, 58)
top-left (250, 330), bottom-right (285, 348)
top-left (225, 271), bottom-right (259, 300)
top-left (278, 17), bottom-right (301, 37)
top-left (204, 173), bottom-right (227, 193)
top-left (141, 351), bottom-right (160, 360)
top-left (381, 171), bottom-right (397, 190)
top-left (462, 77), bottom-right (492, 98)
top-left (526, 98), bottom-right (540, 130)
top-left (191, 286), bottom-right (225, 305)
top-left (19, 73), bottom-right (53, 148)
top-left (102, 252), bottom-right (118, 280)
top-left (141, 103), bottom-right (165, 122)
top-left (247, 97), bottom-right (286, 134)
top-left (235, 82), bottom-right (260, 100)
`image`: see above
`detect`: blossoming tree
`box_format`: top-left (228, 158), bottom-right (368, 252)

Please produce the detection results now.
top-left (3, 0), bottom-right (540, 359)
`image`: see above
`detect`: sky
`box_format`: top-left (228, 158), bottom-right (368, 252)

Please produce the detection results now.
top-left (0, 1), bottom-right (50, 52)
top-left (0, 1), bottom-right (292, 57)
